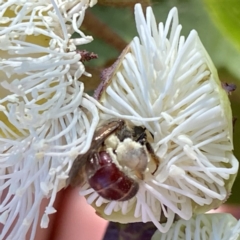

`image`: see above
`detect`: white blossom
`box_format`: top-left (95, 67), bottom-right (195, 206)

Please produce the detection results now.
top-left (152, 213), bottom-right (240, 240)
top-left (81, 3), bottom-right (238, 233)
top-left (0, 0), bottom-right (98, 239)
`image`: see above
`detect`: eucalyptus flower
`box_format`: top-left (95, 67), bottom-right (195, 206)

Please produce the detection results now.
top-left (151, 213), bottom-right (240, 240)
top-left (0, 0), bottom-right (98, 239)
top-left (82, 3), bottom-right (239, 233)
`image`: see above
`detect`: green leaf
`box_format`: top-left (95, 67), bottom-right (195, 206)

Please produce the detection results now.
top-left (203, 0), bottom-right (240, 52)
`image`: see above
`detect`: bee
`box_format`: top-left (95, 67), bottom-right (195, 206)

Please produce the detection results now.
top-left (67, 119), bottom-right (160, 201)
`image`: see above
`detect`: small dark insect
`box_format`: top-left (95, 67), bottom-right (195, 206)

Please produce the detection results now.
top-left (67, 119), bottom-right (160, 201)
top-left (77, 50), bottom-right (98, 62)
top-left (221, 82), bottom-right (236, 95)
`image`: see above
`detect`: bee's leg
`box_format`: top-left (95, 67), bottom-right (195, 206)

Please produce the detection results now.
top-left (136, 129), bottom-right (147, 145)
top-left (145, 142), bottom-right (160, 175)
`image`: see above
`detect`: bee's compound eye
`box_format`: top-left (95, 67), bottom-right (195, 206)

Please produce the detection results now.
top-left (86, 152), bottom-right (139, 201)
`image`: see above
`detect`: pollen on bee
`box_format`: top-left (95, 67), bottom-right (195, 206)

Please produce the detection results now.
top-left (116, 138), bottom-right (148, 172)
top-left (104, 134), bottom-right (119, 149)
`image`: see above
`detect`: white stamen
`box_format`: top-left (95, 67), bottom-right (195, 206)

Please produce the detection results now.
top-left (88, 3), bottom-right (238, 233)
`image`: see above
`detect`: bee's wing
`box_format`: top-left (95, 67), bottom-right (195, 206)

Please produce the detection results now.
top-left (67, 152), bottom-right (90, 187)
top-left (67, 119), bottom-right (125, 187)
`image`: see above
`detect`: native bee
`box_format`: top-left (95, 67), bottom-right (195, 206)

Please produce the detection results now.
top-left (67, 119), bottom-right (159, 201)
